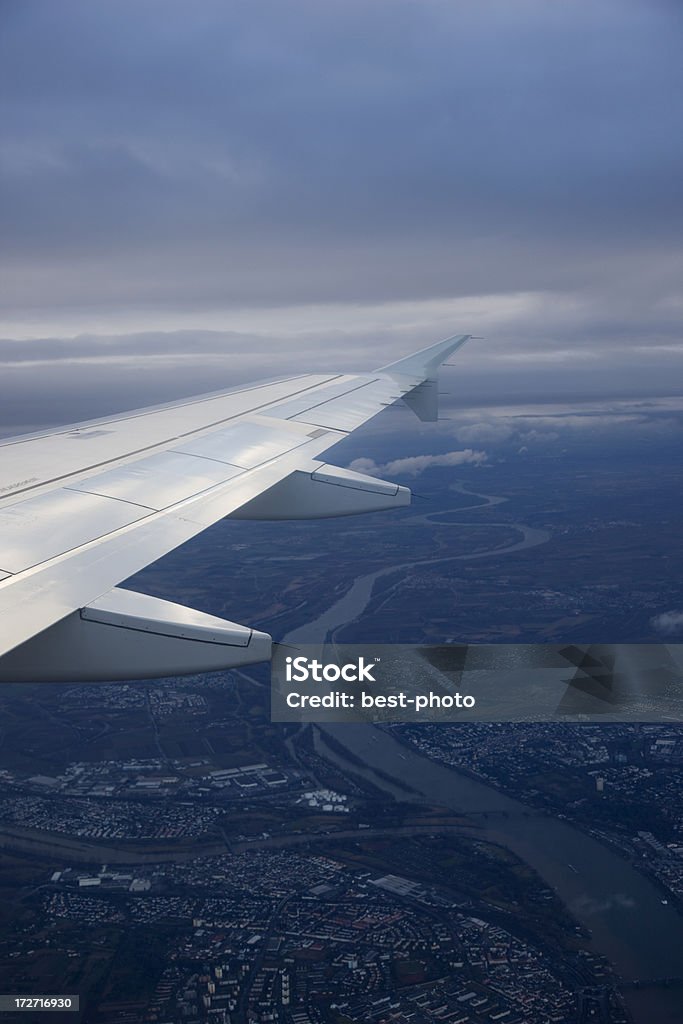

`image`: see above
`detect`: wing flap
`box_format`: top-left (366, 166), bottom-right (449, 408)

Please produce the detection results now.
top-left (69, 451), bottom-right (244, 510)
top-left (0, 488), bottom-right (152, 574)
top-left (172, 416), bottom-right (320, 469)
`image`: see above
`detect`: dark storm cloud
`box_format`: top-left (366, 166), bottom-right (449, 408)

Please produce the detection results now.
top-left (1, 0), bottom-right (682, 396)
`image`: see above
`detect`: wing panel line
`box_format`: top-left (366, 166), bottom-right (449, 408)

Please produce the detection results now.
top-left (0, 373), bottom-right (312, 449)
top-left (0, 375), bottom-right (345, 502)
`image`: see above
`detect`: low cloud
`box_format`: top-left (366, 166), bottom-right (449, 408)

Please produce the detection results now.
top-left (650, 610), bottom-right (683, 637)
top-left (349, 449), bottom-right (487, 478)
top-left (517, 429), bottom-right (560, 444)
top-left (438, 399), bottom-right (683, 454)
top-left (454, 422), bottom-right (514, 445)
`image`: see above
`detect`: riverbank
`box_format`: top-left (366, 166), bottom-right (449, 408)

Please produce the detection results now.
top-left (278, 478), bottom-right (683, 1020)
top-left (312, 722), bottom-right (683, 986)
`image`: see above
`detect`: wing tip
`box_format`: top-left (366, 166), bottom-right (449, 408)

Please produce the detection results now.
top-left (377, 333), bottom-right (474, 379)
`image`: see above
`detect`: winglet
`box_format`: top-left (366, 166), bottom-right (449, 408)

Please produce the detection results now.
top-left (377, 333), bottom-right (472, 381)
top-left (378, 334), bottom-right (472, 422)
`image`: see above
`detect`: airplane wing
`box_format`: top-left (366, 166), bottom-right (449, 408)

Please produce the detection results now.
top-left (0, 334), bottom-right (471, 682)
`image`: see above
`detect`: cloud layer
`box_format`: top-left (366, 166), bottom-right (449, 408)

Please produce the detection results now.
top-left (349, 450), bottom-right (487, 479)
top-left (1, 0), bottom-right (682, 407)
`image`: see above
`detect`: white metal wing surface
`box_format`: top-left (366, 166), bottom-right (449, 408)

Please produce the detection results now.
top-left (0, 334), bottom-right (471, 681)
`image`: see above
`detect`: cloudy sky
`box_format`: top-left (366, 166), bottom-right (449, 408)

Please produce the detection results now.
top-left (2, 0), bottom-right (682, 427)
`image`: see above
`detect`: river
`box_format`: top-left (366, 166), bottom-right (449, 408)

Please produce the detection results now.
top-left (280, 483), bottom-right (683, 1017)
top-left (313, 722), bottom-right (683, 981)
